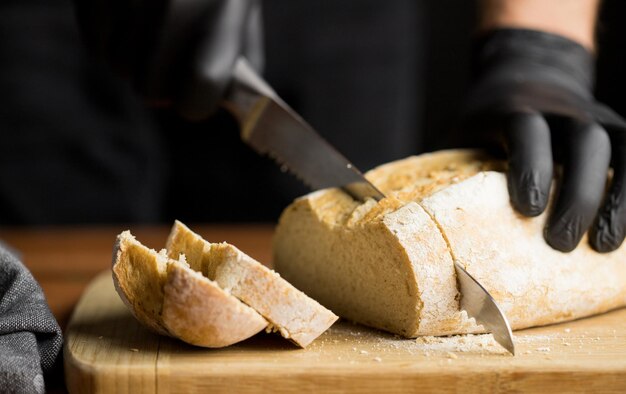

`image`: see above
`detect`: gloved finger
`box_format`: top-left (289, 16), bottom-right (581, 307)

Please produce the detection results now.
top-left (503, 112), bottom-right (553, 217)
top-left (545, 121), bottom-right (611, 252)
top-left (175, 0), bottom-right (253, 120)
top-left (590, 133), bottom-right (626, 252)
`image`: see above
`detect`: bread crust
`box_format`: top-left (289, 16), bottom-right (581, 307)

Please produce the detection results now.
top-left (112, 231), bottom-right (170, 335)
top-left (162, 261), bottom-right (268, 347)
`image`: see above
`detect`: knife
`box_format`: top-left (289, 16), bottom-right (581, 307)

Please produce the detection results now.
top-left (224, 58), bottom-right (515, 355)
top-left (454, 261), bottom-right (515, 354)
top-left (223, 58), bottom-right (385, 201)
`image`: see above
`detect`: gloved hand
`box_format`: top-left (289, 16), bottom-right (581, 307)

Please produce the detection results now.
top-left (463, 28), bottom-right (626, 253)
top-left (74, 0), bottom-right (263, 120)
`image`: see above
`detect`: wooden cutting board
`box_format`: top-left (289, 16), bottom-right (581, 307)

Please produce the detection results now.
top-left (65, 272), bottom-right (626, 393)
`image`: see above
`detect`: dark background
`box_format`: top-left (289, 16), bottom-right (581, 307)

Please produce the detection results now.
top-left (0, 0), bottom-right (624, 225)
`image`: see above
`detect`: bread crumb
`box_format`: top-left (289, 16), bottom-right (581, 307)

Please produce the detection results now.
top-left (414, 334), bottom-right (501, 353)
top-left (129, 348), bottom-right (139, 352)
top-left (564, 328), bottom-right (571, 333)
top-left (360, 350), bottom-right (369, 355)
top-left (373, 357), bottom-right (382, 362)
top-left (446, 352), bottom-right (458, 359)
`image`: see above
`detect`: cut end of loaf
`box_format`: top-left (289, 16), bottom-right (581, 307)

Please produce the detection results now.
top-left (274, 198), bottom-right (426, 337)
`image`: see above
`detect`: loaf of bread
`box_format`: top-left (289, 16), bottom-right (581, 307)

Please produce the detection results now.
top-left (112, 222), bottom-right (337, 348)
top-left (273, 149), bottom-right (626, 337)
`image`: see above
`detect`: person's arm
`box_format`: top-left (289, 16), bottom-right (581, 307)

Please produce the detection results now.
top-left (479, 0), bottom-right (600, 50)
top-left (463, 0), bottom-right (626, 253)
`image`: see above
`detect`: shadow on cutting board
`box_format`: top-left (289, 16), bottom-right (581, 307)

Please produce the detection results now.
top-left (68, 306), bottom-right (298, 355)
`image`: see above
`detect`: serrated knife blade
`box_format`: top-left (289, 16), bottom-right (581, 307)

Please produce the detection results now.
top-left (223, 58), bottom-right (384, 202)
top-left (223, 58), bottom-right (514, 355)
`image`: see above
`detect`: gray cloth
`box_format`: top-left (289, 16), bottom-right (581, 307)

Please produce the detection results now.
top-left (0, 245), bottom-right (63, 394)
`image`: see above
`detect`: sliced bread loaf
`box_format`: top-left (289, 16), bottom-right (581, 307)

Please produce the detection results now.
top-left (273, 149), bottom-right (626, 337)
top-left (166, 221), bottom-right (339, 348)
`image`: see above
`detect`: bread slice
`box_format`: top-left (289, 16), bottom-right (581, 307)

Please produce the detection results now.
top-left (112, 231), bottom-right (267, 347)
top-left (162, 260), bottom-right (268, 347)
top-left (166, 220), bottom-right (339, 348)
top-left (112, 231), bottom-right (170, 336)
top-left (273, 149), bottom-right (626, 337)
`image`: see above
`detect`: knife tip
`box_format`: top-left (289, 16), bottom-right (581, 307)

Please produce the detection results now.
top-left (494, 332), bottom-right (516, 356)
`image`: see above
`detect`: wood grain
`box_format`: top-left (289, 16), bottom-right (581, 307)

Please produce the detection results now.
top-left (66, 272), bottom-right (626, 394)
top-left (0, 224), bottom-right (274, 329)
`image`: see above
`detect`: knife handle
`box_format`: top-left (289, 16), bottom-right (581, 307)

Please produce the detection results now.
top-left (222, 57), bottom-right (278, 127)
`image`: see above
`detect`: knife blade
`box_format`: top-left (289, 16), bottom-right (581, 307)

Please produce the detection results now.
top-left (455, 261), bottom-right (515, 355)
top-left (223, 58), bottom-right (385, 202)
top-left (224, 57), bottom-right (515, 355)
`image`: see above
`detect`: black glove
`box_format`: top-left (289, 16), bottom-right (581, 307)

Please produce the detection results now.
top-left (74, 0), bottom-right (263, 120)
top-left (463, 28), bottom-right (626, 253)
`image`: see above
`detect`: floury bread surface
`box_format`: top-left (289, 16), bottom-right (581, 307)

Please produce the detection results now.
top-left (273, 149), bottom-right (626, 337)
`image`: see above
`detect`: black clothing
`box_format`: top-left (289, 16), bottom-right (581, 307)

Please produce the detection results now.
top-left (0, 1), bottom-right (165, 224)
